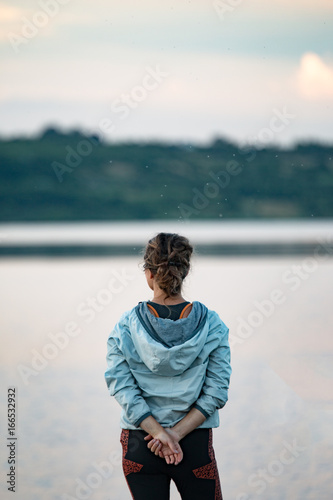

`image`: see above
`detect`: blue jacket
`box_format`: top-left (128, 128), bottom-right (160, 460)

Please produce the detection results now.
top-left (105, 301), bottom-right (231, 429)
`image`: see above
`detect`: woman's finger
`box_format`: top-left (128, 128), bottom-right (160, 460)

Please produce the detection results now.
top-left (147, 440), bottom-right (154, 449)
top-left (144, 434), bottom-right (153, 441)
top-left (150, 439), bottom-right (160, 453)
top-left (167, 439), bottom-right (179, 454)
top-left (171, 449), bottom-right (183, 465)
top-left (154, 443), bottom-right (162, 456)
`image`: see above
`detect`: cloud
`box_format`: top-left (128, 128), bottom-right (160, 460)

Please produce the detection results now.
top-left (0, 4), bottom-right (22, 21)
top-left (0, 3), bottom-right (23, 40)
top-left (0, 1), bottom-right (62, 46)
top-left (297, 52), bottom-right (333, 99)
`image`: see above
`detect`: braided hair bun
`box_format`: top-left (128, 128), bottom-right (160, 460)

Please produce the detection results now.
top-left (143, 233), bottom-right (193, 298)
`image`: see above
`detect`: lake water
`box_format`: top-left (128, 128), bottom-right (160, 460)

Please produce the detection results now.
top-left (0, 244), bottom-right (333, 498)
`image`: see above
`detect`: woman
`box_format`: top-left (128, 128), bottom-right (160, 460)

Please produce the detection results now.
top-left (105, 232), bottom-right (231, 500)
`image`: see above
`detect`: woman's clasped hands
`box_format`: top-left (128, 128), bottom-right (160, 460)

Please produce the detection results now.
top-left (144, 428), bottom-right (183, 465)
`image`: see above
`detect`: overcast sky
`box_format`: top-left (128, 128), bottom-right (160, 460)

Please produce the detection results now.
top-left (0, 0), bottom-right (332, 145)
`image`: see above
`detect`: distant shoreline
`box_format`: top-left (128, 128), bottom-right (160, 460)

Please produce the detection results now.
top-left (1, 131), bottom-right (333, 222)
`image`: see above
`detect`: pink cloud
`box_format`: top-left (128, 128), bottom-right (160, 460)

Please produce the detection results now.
top-left (297, 52), bottom-right (333, 99)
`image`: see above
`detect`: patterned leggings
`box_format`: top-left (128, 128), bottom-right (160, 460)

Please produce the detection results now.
top-left (120, 428), bottom-right (223, 500)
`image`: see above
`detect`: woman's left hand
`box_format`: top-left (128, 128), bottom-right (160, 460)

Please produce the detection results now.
top-left (144, 428), bottom-right (183, 465)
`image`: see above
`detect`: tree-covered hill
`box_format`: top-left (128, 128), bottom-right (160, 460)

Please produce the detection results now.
top-left (0, 128), bottom-right (332, 221)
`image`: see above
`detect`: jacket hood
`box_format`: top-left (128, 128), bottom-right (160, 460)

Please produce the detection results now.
top-left (129, 301), bottom-right (209, 376)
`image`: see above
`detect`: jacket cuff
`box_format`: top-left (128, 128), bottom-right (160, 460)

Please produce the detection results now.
top-left (134, 411), bottom-right (152, 428)
top-left (193, 404), bottom-right (210, 419)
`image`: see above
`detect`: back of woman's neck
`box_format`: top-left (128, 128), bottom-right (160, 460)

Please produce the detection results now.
top-left (150, 294), bottom-right (186, 306)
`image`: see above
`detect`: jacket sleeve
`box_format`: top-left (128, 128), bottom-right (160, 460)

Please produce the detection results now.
top-left (105, 319), bottom-right (152, 427)
top-left (194, 314), bottom-right (231, 419)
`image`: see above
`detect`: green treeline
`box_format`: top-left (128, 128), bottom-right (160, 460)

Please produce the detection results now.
top-left (0, 128), bottom-right (332, 221)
